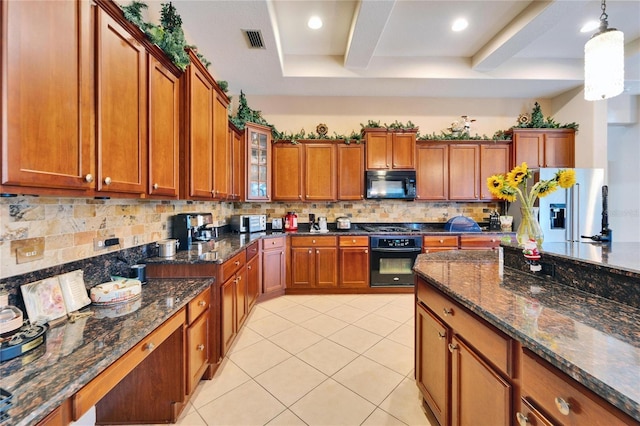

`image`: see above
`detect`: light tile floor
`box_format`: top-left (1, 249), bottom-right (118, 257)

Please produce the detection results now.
top-left (178, 294), bottom-right (432, 426)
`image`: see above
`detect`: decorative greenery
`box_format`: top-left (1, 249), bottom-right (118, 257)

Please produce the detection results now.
top-left (359, 120), bottom-right (416, 131)
top-left (417, 131), bottom-right (497, 141)
top-left (218, 80), bottom-right (229, 93)
top-left (121, 1), bottom-right (210, 71)
top-left (514, 102), bottom-right (579, 131)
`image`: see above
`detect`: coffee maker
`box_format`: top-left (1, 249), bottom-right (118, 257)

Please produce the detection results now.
top-left (172, 213), bottom-right (213, 250)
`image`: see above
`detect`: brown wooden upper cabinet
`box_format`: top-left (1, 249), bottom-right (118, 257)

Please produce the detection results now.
top-left (364, 129), bottom-right (417, 170)
top-left (2, 0), bottom-right (94, 195)
top-left (96, 6), bottom-right (147, 195)
top-left (511, 128), bottom-right (575, 168)
top-left (272, 141), bottom-right (337, 202)
top-left (244, 123), bottom-right (272, 201)
top-left (229, 123), bottom-right (244, 201)
top-left (148, 55), bottom-right (181, 198)
top-left (181, 49), bottom-right (230, 200)
top-left (416, 141), bottom-right (510, 201)
top-left (337, 144), bottom-right (365, 200)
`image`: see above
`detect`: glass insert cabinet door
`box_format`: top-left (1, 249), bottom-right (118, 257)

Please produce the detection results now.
top-left (245, 123), bottom-right (271, 201)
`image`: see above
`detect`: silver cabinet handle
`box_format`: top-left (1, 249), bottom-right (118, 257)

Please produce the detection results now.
top-left (197, 344), bottom-right (205, 351)
top-left (308, 249), bottom-right (312, 254)
top-left (554, 397), bottom-right (571, 416)
top-left (439, 239), bottom-right (444, 243)
top-left (248, 265), bottom-right (252, 270)
top-left (443, 307), bottom-right (453, 316)
top-left (316, 250), bottom-right (320, 254)
top-left (84, 174), bottom-right (94, 183)
top-left (312, 239), bottom-right (316, 244)
top-left (144, 342), bottom-right (155, 351)
top-left (448, 343), bottom-right (458, 353)
top-left (515, 412), bottom-right (529, 426)
top-left (103, 176), bottom-right (112, 185)
top-left (352, 239), bottom-right (356, 243)
top-left (198, 300), bottom-right (206, 307)
top-left (153, 183), bottom-right (159, 190)
top-left (364, 249), bottom-right (368, 254)
top-left (437, 331), bottom-right (446, 339)
top-left (234, 260), bottom-right (240, 266)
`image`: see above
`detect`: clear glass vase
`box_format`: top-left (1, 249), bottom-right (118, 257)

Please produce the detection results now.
top-left (516, 207), bottom-right (543, 248)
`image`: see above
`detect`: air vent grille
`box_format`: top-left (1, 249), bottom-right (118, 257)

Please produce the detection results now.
top-left (244, 30), bottom-right (265, 49)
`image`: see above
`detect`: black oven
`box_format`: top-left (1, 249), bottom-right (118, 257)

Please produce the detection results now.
top-left (370, 235), bottom-right (422, 287)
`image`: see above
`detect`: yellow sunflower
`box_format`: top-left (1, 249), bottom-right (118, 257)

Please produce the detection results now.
top-left (557, 169), bottom-right (576, 189)
top-left (506, 162), bottom-right (529, 187)
top-left (536, 180), bottom-right (558, 198)
top-left (486, 175), bottom-right (504, 196)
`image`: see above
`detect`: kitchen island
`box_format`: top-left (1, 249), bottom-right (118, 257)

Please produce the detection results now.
top-left (413, 246), bottom-right (640, 424)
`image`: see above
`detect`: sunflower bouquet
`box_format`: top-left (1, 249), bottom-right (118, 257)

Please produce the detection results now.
top-left (487, 163), bottom-right (576, 246)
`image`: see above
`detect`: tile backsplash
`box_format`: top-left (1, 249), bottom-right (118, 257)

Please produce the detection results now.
top-left (0, 197), bottom-right (499, 279)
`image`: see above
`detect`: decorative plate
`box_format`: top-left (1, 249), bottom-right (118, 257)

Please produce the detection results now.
top-left (316, 123), bottom-right (328, 136)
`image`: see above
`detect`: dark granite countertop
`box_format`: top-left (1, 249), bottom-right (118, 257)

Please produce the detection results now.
top-left (0, 277), bottom-right (213, 426)
top-left (413, 250), bottom-right (640, 421)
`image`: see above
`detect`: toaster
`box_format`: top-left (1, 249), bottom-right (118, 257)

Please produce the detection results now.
top-left (230, 215), bottom-right (267, 233)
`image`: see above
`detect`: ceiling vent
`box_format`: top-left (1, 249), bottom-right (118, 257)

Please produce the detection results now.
top-left (243, 30), bottom-right (265, 49)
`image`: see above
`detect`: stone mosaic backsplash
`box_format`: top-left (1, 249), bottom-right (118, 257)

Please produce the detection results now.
top-left (0, 197), bottom-right (499, 279)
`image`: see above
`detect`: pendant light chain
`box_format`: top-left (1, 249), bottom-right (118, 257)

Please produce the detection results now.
top-left (600, 0), bottom-right (608, 22)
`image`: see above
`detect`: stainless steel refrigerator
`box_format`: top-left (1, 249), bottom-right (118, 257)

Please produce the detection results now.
top-left (508, 168), bottom-right (606, 243)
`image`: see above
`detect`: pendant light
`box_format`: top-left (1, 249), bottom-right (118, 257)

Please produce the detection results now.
top-left (584, 0), bottom-right (624, 101)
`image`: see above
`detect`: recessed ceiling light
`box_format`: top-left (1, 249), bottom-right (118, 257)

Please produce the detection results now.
top-left (580, 20), bottom-right (600, 33)
top-left (308, 16), bottom-right (323, 30)
top-left (451, 18), bottom-right (468, 32)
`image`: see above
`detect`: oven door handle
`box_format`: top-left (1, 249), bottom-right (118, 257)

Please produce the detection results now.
top-left (371, 247), bottom-right (422, 253)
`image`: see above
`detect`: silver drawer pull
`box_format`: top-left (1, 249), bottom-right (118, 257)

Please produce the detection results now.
top-left (554, 397), bottom-right (571, 415)
top-left (448, 343), bottom-right (458, 353)
top-left (437, 331), bottom-right (446, 339)
top-left (84, 174), bottom-right (94, 183)
top-left (144, 342), bottom-right (155, 351)
top-left (443, 307), bottom-right (453, 316)
top-left (198, 300), bottom-right (206, 307)
top-left (515, 412), bottom-right (529, 425)
top-left (197, 344), bottom-right (205, 351)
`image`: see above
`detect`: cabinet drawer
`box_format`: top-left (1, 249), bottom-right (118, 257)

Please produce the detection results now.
top-left (188, 286), bottom-right (210, 325)
top-left (460, 234), bottom-right (501, 249)
top-left (516, 397), bottom-right (555, 426)
top-left (221, 251), bottom-right (246, 282)
top-left (187, 310), bottom-right (209, 395)
top-left (246, 241), bottom-right (260, 260)
top-left (521, 349), bottom-right (635, 425)
top-left (423, 235), bottom-right (459, 248)
top-left (339, 236), bottom-right (368, 247)
top-left (262, 236), bottom-right (286, 250)
top-left (417, 280), bottom-right (512, 377)
top-left (72, 309), bottom-right (186, 420)
top-left (291, 236), bottom-right (337, 247)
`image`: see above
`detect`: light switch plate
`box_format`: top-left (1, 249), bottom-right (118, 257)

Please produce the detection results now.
top-left (12, 237), bottom-right (45, 264)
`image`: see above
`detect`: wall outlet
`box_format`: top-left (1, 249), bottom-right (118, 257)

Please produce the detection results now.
top-left (94, 236), bottom-right (119, 251)
top-left (12, 237), bottom-right (45, 264)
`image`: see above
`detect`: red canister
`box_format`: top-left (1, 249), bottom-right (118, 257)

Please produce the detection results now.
top-left (284, 212), bottom-right (298, 231)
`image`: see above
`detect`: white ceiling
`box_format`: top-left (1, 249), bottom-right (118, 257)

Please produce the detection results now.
top-left (164, 0), bottom-right (640, 99)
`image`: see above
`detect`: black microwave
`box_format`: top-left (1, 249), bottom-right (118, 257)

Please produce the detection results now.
top-left (365, 170), bottom-right (416, 200)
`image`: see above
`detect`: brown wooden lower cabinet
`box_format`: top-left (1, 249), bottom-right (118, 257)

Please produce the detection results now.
top-left (220, 250), bottom-right (247, 355)
top-left (338, 236), bottom-right (369, 288)
top-left (262, 236), bottom-right (287, 298)
top-left (290, 236), bottom-right (338, 288)
top-left (246, 241), bottom-right (261, 310)
top-left (186, 288), bottom-right (210, 397)
top-left (415, 276), bottom-right (514, 426)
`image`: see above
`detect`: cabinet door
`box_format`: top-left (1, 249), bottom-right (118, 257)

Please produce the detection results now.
top-left (449, 145), bottom-right (479, 200)
top-left (235, 268), bottom-right (248, 328)
top-left (544, 132), bottom-right (574, 167)
top-left (148, 56), bottom-right (180, 197)
top-left (2, 0), bottom-right (94, 192)
top-left (220, 276), bottom-right (236, 355)
top-left (305, 144), bottom-right (337, 201)
top-left (416, 303), bottom-right (449, 426)
top-left (245, 123), bottom-right (272, 201)
top-left (337, 144), bottom-right (364, 200)
top-left (339, 247), bottom-right (369, 288)
top-left (416, 144), bottom-right (448, 200)
top-left (262, 247), bottom-right (286, 295)
top-left (513, 132), bottom-right (543, 168)
top-left (229, 126), bottom-right (243, 201)
top-left (96, 8), bottom-right (146, 194)
top-left (187, 64), bottom-right (214, 198)
top-left (315, 247), bottom-right (338, 287)
top-left (391, 133), bottom-right (416, 169)
top-left (246, 254), bottom-right (260, 310)
top-left (272, 143), bottom-right (303, 201)
top-left (480, 144), bottom-right (510, 200)
top-left (365, 132), bottom-right (391, 170)
top-left (187, 310), bottom-right (209, 396)
top-left (212, 93), bottom-right (230, 199)
top-left (450, 336), bottom-right (511, 426)
top-left (291, 247), bottom-right (315, 288)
